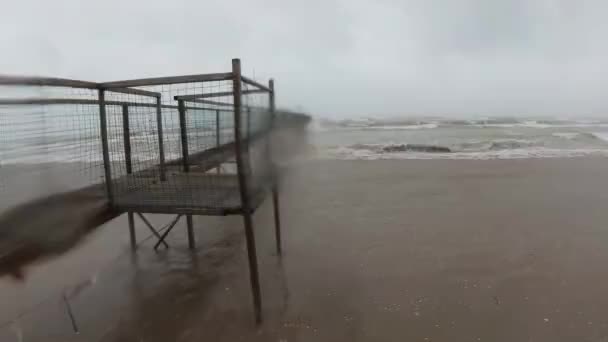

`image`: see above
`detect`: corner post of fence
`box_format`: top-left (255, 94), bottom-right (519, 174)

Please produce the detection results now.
top-left (122, 103), bottom-right (136, 249)
top-left (177, 99), bottom-right (189, 172)
top-left (155, 95), bottom-right (167, 181)
top-left (232, 58), bottom-right (262, 324)
top-left (268, 79), bottom-right (282, 255)
top-left (98, 88), bottom-right (114, 204)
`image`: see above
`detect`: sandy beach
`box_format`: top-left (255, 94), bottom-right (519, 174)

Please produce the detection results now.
top-left (2, 158), bottom-right (608, 341)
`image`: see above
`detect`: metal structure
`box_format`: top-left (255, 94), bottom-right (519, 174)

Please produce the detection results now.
top-left (0, 58), bottom-right (282, 323)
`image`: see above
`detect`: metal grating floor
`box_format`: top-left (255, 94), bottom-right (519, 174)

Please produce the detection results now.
top-left (113, 172), bottom-right (268, 215)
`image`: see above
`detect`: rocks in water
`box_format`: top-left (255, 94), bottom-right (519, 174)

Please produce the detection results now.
top-left (382, 144), bottom-right (451, 153)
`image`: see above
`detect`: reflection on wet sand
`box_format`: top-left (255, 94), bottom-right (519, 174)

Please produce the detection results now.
top-left (5, 159), bottom-right (608, 341)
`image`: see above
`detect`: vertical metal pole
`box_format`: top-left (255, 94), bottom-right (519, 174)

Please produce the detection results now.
top-left (177, 99), bottom-right (190, 172)
top-left (186, 215), bottom-right (195, 249)
top-left (98, 89), bottom-right (114, 204)
top-left (245, 107), bottom-right (252, 175)
top-left (122, 105), bottom-right (132, 174)
top-left (247, 107), bottom-right (252, 139)
top-left (156, 96), bottom-right (166, 181)
top-left (128, 212), bottom-right (136, 250)
top-left (122, 104), bottom-right (136, 249)
top-left (178, 99), bottom-right (195, 248)
top-left (216, 109), bottom-right (221, 174)
top-left (268, 79), bottom-right (282, 255)
top-left (233, 58), bottom-right (262, 324)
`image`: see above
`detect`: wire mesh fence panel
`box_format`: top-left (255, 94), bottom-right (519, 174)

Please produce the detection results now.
top-left (0, 85), bottom-right (105, 209)
top-left (241, 81), bottom-right (274, 196)
top-left (0, 72), bottom-right (278, 216)
top-left (105, 78), bottom-right (266, 215)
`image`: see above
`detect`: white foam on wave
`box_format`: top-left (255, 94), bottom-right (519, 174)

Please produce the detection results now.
top-left (361, 123), bottom-right (439, 130)
top-left (320, 146), bottom-right (608, 160)
top-left (552, 132), bottom-right (581, 140)
top-left (476, 121), bottom-right (608, 129)
top-left (591, 132), bottom-right (608, 142)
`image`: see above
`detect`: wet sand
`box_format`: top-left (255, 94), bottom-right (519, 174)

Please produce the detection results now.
top-left (3, 158), bottom-right (608, 341)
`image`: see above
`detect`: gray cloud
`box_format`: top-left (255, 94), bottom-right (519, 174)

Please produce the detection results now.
top-left (1, 0), bottom-right (608, 118)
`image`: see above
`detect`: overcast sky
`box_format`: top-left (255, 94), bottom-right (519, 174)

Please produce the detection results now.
top-left (1, 0), bottom-right (608, 118)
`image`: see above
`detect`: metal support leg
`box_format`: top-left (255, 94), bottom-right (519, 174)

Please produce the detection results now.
top-left (154, 215), bottom-right (182, 250)
top-left (128, 212), bottom-right (136, 250)
top-left (242, 211), bottom-right (262, 324)
top-left (153, 215), bottom-right (183, 250)
top-left (136, 213), bottom-right (169, 249)
top-left (186, 215), bottom-right (195, 250)
top-left (272, 187), bottom-right (282, 256)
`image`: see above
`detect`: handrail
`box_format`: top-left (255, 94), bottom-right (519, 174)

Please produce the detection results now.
top-left (241, 76), bottom-right (272, 92)
top-left (0, 97), bottom-right (234, 112)
top-left (174, 89), bottom-right (267, 101)
top-left (0, 76), bottom-right (160, 98)
top-left (100, 72), bottom-right (234, 88)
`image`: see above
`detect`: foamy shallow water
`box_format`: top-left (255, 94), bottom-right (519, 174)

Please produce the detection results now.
top-left (319, 146), bottom-right (608, 160)
top-left (312, 118), bottom-right (608, 160)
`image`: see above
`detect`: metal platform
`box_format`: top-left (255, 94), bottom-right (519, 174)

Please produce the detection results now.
top-left (0, 58), bottom-right (286, 324)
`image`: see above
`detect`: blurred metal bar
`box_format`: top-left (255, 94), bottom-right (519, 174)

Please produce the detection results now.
top-left (0, 98), bottom-right (100, 105)
top-left (187, 98), bottom-right (234, 107)
top-left (153, 215), bottom-right (183, 250)
top-left (137, 213), bottom-right (169, 249)
top-left (0, 98), bottom-right (231, 113)
top-left (0, 76), bottom-right (161, 99)
top-left (100, 72), bottom-right (233, 88)
top-left (216, 109), bottom-right (221, 174)
top-left (98, 89), bottom-right (114, 204)
top-left (233, 58), bottom-right (262, 324)
top-left (122, 104), bottom-right (133, 174)
top-left (156, 96), bottom-right (167, 181)
top-left (177, 99), bottom-right (190, 172)
top-left (175, 89), bottom-right (267, 101)
top-left (268, 79), bottom-right (282, 255)
top-left (120, 103), bottom-right (135, 251)
top-left (0, 75), bottom-right (98, 88)
top-left (128, 212), bottom-right (136, 250)
top-left (241, 76), bottom-right (272, 92)
top-left (186, 215), bottom-right (195, 250)
top-left (104, 87), bottom-right (161, 98)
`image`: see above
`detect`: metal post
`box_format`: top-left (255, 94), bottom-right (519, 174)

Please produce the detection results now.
top-left (98, 89), bottom-right (114, 204)
top-left (122, 105), bottom-right (132, 174)
top-left (268, 79), bottom-right (282, 255)
top-left (177, 99), bottom-right (190, 172)
top-left (156, 96), bottom-right (167, 181)
top-left (247, 107), bottom-right (251, 139)
top-left (178, 99), bottom-right (195, 248)
top-left (128, 212), bottom-right (136, 250)
top-left (233, 58), bottom-right (262, 324)
top-left (245, 107), bottom-right (252, 175)
top-left (216, 109), bottom-right (221, 174)
top-left (122, 104), bottom-right (137, 249)
top-left (186, 215), bottom-right (195, 249)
